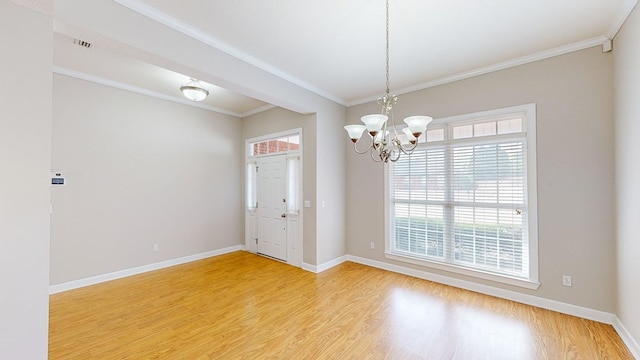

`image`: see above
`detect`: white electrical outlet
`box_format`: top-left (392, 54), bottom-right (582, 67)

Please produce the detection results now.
top-left (562, 275), bottom-right (572, 287)
top-left (370, 242), bottom-right (375, 250)
top-left (152, 244), bottom-right (159, 252)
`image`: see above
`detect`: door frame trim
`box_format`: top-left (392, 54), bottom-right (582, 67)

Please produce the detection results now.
top-left (245, 128), bottom-right (303, 268)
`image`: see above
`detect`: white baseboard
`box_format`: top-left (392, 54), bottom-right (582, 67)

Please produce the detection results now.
top-left (301, 262), bottom-right (317, 273)
top-left (346, 255), bottom-right (615, 324)
top-left (302, 255), bottom-right (348, 273)
top-left (49, 245), bottom-right (244, 294)
top-left (352, 254), bottom-right (640, 356)
top-left (317, 255), bottom-right (347, 272)
top-left (614, 316), bottom-right (640, 359)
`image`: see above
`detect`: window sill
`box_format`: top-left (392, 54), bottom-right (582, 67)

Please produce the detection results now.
top-left (384, 252), bottom-right (540, 290)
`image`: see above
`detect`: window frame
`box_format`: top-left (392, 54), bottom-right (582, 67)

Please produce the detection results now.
top-left (384, 104), bottom-right (539, 289)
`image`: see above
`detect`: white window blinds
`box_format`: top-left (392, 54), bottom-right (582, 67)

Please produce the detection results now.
top-left (389, 109), bottom-right (535, 281)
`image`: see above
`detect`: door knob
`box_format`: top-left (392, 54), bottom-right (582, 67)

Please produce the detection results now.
top-left (281, 213), bottom-right (286, 218)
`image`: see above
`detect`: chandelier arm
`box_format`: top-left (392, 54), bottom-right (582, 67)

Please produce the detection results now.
top-left (370, 148), bottom-right (384, 162)
top-left (353, 139), bottom-right (374, 154)
top-left (381, 115), bottom-right (389, 135)
top-left (383, 150), bottom-right (391, 162)
top-left (388, 107), bottom-right (400, 135)
top-left (389, 123), bottom-right (403, 148)
top-left (398, 141), bottom-right (419, 154)
top-left (389, 137), bottom-right (401, 151)
top-left (388, 148), bottom-right (401, 162)
top-left (391, 124), bottom-right (401, 139)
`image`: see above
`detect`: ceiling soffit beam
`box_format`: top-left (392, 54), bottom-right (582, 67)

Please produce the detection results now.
top-left (113, 0), bottom-right (346, 107)
top-left (54, 0), bottom-right (321, 114)
top-left (53, 66), bottom-right (277, 118)
top-left (53, 66), bottom-right (243, 117)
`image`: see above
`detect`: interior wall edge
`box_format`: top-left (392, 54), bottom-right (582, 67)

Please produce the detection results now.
top-left (302, 255), bottom-right (348, 274)
top-left (613, 316), bottom-right (640, 359)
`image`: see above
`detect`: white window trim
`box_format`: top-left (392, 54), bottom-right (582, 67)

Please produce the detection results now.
top-left (384, 104), bottom-right (539, 289)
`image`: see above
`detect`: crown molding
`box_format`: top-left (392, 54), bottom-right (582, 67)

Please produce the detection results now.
top-left (112, 0), bottom-right (637, 110)
top-left (112, 0), bottom-right (346, 106)
top-left (241, 104), bottom-right (278, 118)
top-left (347, 36), bottom-right (608, 107)
top-left (608, 0), bottom-right (639, 38)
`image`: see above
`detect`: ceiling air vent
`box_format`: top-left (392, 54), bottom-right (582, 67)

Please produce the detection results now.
top-left (73, 39), bottom-right (92, 48)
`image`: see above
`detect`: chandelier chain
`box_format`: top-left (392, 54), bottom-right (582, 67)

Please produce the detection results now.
top-left (385, 0), bottom-right (390, 96)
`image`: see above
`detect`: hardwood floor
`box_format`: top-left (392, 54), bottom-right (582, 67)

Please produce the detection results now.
top-left (49, 251), bottom-right (633, 359)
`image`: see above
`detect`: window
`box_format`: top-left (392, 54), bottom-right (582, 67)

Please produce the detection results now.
top-left (249, 134), bottom-right (300, 156)
top-left (386, 104), bottom-right (538, 288)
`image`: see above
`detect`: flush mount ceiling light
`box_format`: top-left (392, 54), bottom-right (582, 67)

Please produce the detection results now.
top-left (344, 0), bottom-right (432, 163)
top-left (180, 78), bottom-right (209, 101)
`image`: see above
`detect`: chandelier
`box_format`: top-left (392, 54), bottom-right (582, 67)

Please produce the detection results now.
top-left (344, 0), bottom-right (432, 163)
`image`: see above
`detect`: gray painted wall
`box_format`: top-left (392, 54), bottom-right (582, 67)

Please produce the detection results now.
top-left (50, 74), bottom-right (243, 284)
top-left (54, 0), bottom-right (349, 271)
top-left (0, 2), bottom-right (52, 358)
top-left (614, 3), bottom-right (640, 349)
top-left (315, 104), bottom-right (348, 265)
top-left (346, 46), bottom-right (616, 312)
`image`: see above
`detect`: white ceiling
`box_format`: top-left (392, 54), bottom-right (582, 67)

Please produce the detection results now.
top-left (53, 32), bottom-right (272, 117)
top-left (49, 0), bottom-right (637, 117)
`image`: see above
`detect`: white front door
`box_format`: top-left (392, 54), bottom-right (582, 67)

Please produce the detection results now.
top-left (257, 154), bottom-right (287, 261)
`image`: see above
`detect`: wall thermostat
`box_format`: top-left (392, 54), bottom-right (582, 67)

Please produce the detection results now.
top-left (50, 170), bottom-right (66, 186)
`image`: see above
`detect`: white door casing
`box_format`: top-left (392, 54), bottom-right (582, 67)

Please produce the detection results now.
top-left (256, 154), bottom-right (288, 261)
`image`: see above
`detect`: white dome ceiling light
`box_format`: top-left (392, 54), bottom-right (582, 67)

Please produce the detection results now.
top-left (180, 78), bottom-right (209, 101)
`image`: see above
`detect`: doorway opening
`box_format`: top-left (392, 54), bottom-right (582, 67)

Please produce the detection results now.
top-left (245, 129), bottom-right (302, 267)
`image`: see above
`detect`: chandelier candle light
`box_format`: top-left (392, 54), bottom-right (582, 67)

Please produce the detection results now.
top-left (344, 0), bottom-right (432, 163)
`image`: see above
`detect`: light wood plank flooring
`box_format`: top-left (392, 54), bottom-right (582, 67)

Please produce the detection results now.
top-left (49, 251), bottom-right (633, 359)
